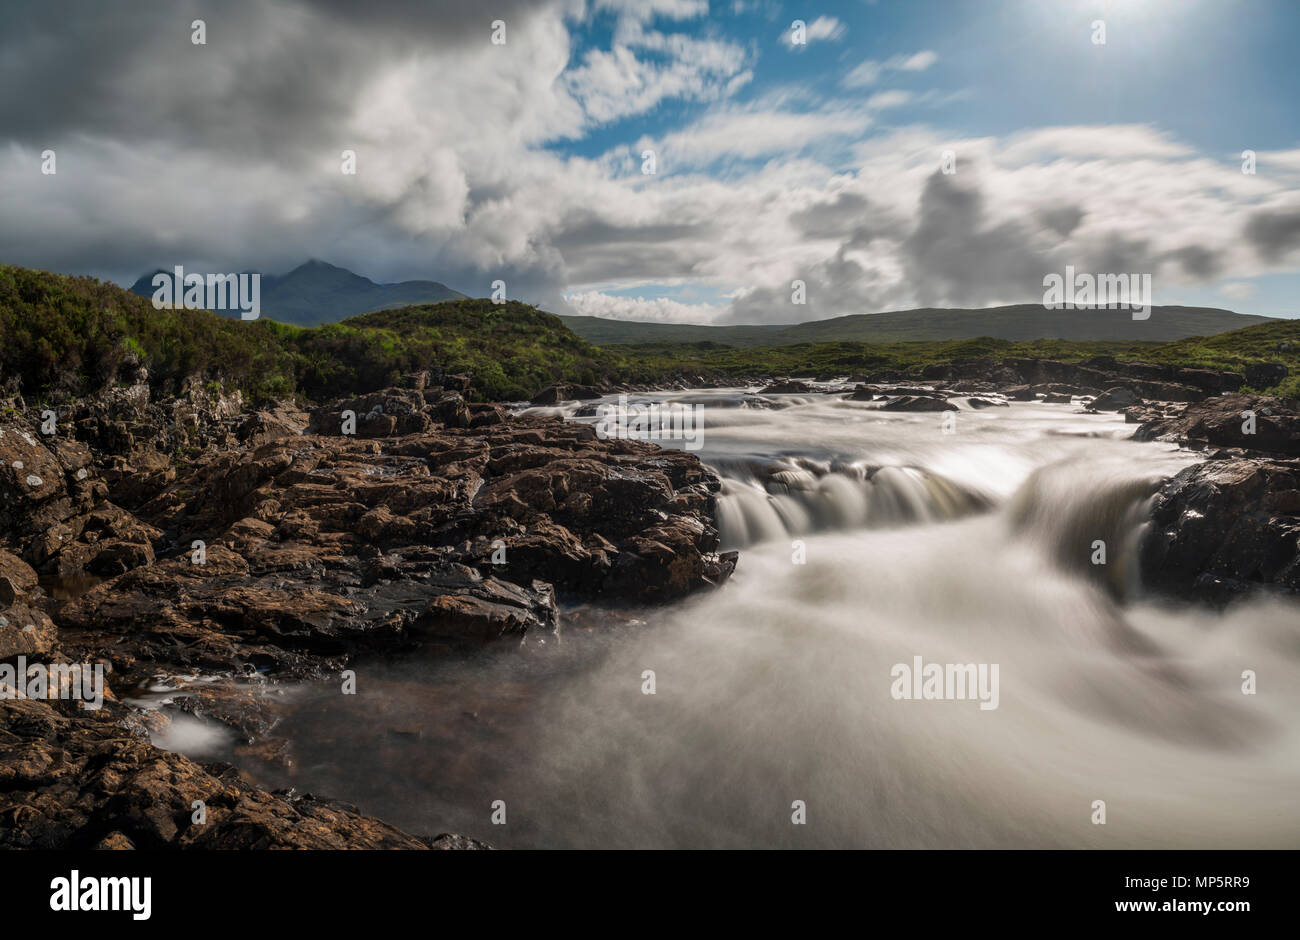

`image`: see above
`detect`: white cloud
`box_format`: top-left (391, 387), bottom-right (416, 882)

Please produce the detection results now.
top-left (783, 15), bottom-right (846, 47)
top-left (565, 290), bottom-right (728, 322)
top-left (564, 20), bottom-right (751, 125)
top-left (1, 4), bottom-right (1294, 326)
top-left (844, 50), bottom-right (938, 88)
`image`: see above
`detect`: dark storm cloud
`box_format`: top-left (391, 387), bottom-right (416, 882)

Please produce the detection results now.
top-left (900, 171), bottom-right (1052, 307)
top-left (0, 0), bottom-right (574, 295)
top-left (1162, 244), bottom-right (1222, 279)
top-left (1244, 207), bottom-right (1300, 262)
top-left (790, 191), bottom-right (870, 238)
top-left (0, 0), bottom-right (549, 154)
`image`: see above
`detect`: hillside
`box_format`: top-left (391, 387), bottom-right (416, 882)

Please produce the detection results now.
top-left (5, 264), bottom-right (1296, 405)
top-left (2, 265), bottom-right (612, 402)
top-left (614, 319), bottom-right (1300, 397)
top-left (560, 303), bottom-right (1277, 346)
top-left (129, 259), bottom-right (465, 327)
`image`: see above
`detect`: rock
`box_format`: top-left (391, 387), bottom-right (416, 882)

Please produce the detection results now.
top-left (441, 373), bottom-right (473, 395)
top-left (1141, 456), bottom-right (1300, 602)
top-left (759, 380), bottom-right (812, 394)
top-left (0, 697), bottom-right (476, 849)
top-left (0, 603), bottom-right (58, 658)
top-left (401, 370), bottom-right (431, 391)
top-left (1041, 393), bottom-right (1073, 404)
top-left (966, 397), bottom-right (1008, 409)
top-left (0, 421), bottom-right (66, 532)
top-left (419, 572), bottom-right (557, 642)
top-left (52, 415), bottom-right (731, 676)
top-left (530, 385), bottom-right (601, 405)
top-left (1003, 385), bottom-right (1037, 401)
top-left (85, 539), bottom-right (155, 577)
top-left (0, 550), bottom-right (38, 605)
top-left (880, 396), bottom-right (957, 412)
top-left (531, 386), bottom-right (564, 405)
top-left (1245, 362), bottom-right (1288, 390)
top-left (1134, 393), bottom-right (1300, 456)
top-left (0, 376), bottom-right (737, 850)
top-left (1090, 387), bottom-right (1141, 411)
top-left (235, 407), bottom-right (307, 446)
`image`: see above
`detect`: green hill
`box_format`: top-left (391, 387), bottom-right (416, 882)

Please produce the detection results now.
top-left (1, 265), bottom-right (613, 403)
top-left (560, 303), bottom-right (1277, 346)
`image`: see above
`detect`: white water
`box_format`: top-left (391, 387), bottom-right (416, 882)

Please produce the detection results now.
top-left (249, 387), bottom-right (1300, 847)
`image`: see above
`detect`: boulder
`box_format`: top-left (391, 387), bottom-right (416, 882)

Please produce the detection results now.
top-left (1141, 456), bottom-right (1300, 603)
top-left (1090, 387), bottom-right (1141, 411)
top-left (880, 396), bottom-right (957, 412)
top-left (1134, 393), bottom-right (1300, 456)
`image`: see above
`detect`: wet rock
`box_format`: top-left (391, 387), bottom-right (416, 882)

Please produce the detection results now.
top-left (1, 382), bottom-right (736, 848)
top-left (0, 697), bottom-right (473, 849)
top-left (966, 397), bottom-right (1008, 409)
top-left (419, 571), bottom-right (558, 642)
top-left (1134, 393), bottom-right (1300, 457)
top-left (880, 395), bottom-right (957, 412)
top-left (759, 380), bottom-right (812, 394)
top-left (53, 415), bottom-right (729, 675)
top-left (1141, 456), bottom-right (1300, 602)
top-left (530, 384), bottom-right (602, 405)
top-left (1090, 387), bottom-right (1141, 411)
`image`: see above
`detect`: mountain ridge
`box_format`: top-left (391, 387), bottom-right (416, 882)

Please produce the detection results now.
top-left (129, 259), bottom-right (466, 326)
top-left (558, 303), bottom-right (1280, 346)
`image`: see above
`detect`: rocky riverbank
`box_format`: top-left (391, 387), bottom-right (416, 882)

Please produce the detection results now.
top-left (3, 352), bottom-right (1296, 848)
top-left (0, 370), bottom-right (735, 848)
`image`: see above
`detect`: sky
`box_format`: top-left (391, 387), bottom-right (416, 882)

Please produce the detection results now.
top-left (2, 0), bottom-right (1299, 323)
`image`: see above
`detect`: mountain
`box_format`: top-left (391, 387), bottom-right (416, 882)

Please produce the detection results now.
top-left (558, 304), bottom-right (1279, 347)
top-left (129, 259), bottom-right (465, 326)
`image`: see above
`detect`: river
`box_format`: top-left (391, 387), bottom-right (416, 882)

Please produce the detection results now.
top-left (149, 386), bottom-right (1300, 847)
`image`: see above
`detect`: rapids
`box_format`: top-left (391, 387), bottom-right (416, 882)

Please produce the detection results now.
top-left (183, 387), bottom-right (1300, 847)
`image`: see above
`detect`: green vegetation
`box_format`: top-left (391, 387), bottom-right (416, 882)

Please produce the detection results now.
top-left (559, 303), bottom-right (1277, 346)
top-left (610, 322), bottom-right (1300, 394)
top-left (0, 265), bottom-right (618, 402)
top-left (1, 264), bottom-right (1295, 404)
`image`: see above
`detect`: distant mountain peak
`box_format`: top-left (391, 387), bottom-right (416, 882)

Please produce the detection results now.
top-left (128, 260), bottom-right (466, 326)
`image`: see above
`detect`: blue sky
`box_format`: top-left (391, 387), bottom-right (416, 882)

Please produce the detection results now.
top-left (3, 0), bottom-right (1299, 321)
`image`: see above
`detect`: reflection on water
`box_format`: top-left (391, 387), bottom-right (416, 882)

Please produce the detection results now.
top-left (38, 572), bottom-right (103, 602)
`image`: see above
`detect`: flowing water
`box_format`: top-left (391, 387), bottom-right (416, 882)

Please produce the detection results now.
top-left (168, 387), bottom-right (1300, 847)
